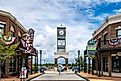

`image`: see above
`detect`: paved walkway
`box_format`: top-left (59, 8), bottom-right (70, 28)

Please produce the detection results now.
top-left (79, 72), bottom-right (121, 81)
top-left (0, 73), bottom-right (40, 81)
top-left (31, 71), bottom-right (86, 81)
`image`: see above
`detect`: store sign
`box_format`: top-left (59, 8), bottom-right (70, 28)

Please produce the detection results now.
top-left (87, 39), bottom-right (96, 59)
top-left (28, 28), bottom-right (34, 40)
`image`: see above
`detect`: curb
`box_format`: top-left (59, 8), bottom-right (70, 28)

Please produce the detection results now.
top-left (25, 74), bottom-right (42, 81)
top-left (76, 73), bottom-right (90, 81)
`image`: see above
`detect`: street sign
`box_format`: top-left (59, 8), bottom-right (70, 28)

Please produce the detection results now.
top-left (87, 39), bottom-right (96, 59)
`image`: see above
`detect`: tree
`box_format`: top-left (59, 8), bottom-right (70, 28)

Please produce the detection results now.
top-left (75, 56), bottom-right (84, 71)
top-left (0, 33), bottom-right (19, 77)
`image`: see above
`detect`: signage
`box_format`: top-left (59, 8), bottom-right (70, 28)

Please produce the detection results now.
top-left (28, 28), bottom-right (34, 40)
top-left (87, 39), bottom-right (96, 59)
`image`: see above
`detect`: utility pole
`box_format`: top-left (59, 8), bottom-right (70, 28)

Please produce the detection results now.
top-left (40, 50), bottom-right (42, 69)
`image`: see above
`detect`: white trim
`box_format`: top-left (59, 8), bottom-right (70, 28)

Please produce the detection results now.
top-left (0, 21), bottom-right (6, 24)
top-left (10, 25), bottom-right (15, 32)
top-left (103, 31), bottom-right (108, 35)
top-left (0, 10), bottom-right (27, 32)
top-left (93, 13), bottom-right (121, 38)
top-left (98, 36), bottom-right (101, 39)
top-left (115, 26), bottom-right (121, 30)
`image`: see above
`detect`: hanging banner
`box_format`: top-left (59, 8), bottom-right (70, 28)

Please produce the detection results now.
top-left (108, 38), bottom-right (119, 46)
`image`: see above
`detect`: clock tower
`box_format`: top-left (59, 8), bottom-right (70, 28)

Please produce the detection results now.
top-left (54, 25), bottom-right (68, 66)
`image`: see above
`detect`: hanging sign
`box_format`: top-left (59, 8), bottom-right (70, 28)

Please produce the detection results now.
top-left (87, 39), bottom-right (96, 59)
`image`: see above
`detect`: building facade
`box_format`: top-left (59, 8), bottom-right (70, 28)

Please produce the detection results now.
top-left (0, 10), bottom-right (38, 77)
top-left (91, 14), bottom-right (121, 77)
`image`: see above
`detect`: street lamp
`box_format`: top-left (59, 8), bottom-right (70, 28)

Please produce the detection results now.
top-left (78, 50), bottom-right (80, 72)
top-left (40, 50), bottom-right (42, 69)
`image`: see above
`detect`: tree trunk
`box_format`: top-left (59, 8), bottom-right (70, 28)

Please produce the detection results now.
top-left (4, 60), bottom-right (9, 78)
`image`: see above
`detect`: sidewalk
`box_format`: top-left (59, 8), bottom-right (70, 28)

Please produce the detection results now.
top-left (0, 73), bottom-right (40, 81)
top-left (79, 72), bottom-right (121, 81)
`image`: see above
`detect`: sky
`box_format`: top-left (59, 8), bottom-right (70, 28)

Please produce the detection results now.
top-left (0, 0), bottom-right (121, 64)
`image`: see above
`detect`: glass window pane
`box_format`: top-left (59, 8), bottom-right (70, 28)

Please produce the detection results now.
top-left (0, 24), bottom-right (4, 28)
top-left (117, 30), bottom-right (121, 38)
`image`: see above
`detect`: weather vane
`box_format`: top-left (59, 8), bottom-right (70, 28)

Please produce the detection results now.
top-left (60, 24), bottom-right (63, 26)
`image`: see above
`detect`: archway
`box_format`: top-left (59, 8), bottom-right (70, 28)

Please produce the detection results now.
top-left (55, 56), bottom-right (68, 66)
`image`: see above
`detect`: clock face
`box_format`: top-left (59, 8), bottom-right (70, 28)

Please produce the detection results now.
top-left (59, 30), bottom-right (64, 35)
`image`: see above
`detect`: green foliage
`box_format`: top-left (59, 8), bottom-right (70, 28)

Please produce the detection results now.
top-left (0, 34), bottom-right (19, 62)
top-left (75, 56), bottom-right (84, 66)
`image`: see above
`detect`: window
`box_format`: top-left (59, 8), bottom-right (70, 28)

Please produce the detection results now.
top-left (0, 24), bottom-right (5, 34)
top-left (104, 33), bottom-right (108, 45)
top-left (117, 29), bottom-right (121, 38)
top-left (11, 31), bottom-right (15, 37)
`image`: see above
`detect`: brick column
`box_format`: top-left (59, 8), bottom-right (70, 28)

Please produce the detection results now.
top-left (101, 53), bottom-right (103, 76)
top-left (108, 54), bottom-right (112, 77)
top-left (92, 59), bottom-right (94, 75)
top-left (95, 53), bottom-right (98, 75)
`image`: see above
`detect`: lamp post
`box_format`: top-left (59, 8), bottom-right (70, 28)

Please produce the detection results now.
top-left (40, 50), bottom-right (42, 69)
top-left (78, 50), bottom-right (80, 72)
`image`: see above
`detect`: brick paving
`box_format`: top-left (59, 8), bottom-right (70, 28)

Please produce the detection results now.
top-left (0, 73), bottom-right (40, 81)
top-left (79, 72), bottom-right (121, 81)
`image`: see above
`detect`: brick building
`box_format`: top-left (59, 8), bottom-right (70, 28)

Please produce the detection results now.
top-left (0, 10), bottom-right (38, 77)
top-left (91, 14), bottom-right (121, 77)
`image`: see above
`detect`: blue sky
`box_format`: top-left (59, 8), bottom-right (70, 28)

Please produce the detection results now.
top-left (0, 0), bottom-right (121, 64)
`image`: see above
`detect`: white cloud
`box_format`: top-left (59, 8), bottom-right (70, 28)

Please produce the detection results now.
top-left (113, 9), bottom-right (121, 13)
top-left (0, 0), bottom-right (109, 63)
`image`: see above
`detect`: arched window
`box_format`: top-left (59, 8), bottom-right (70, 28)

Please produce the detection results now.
top-left (10, 25), bottom-right (15, 37)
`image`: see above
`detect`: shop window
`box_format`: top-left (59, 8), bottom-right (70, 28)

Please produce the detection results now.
top-left (9, 57), bottom-right (16, 73)
top-left (116, 29), bottom-right (121, 38)
top-left (104, 33), bottom-right (108, 45)
top-left (0, 24), bottom-right (5, 34)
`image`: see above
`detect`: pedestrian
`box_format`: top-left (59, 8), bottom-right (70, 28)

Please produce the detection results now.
top-left (57, 64), bottom-right (62, 75)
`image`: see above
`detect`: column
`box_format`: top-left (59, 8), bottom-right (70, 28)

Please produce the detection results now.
top-left (65, 58), bottom-right (68, 66)
top-left (98, 53), bottom-right (101, 77)
top-left (88, 57), bottom-right (90, 74)
top-left (37, 54), bottom-right (38, 73)
top-left (84, 55), bottom-right (87, 73)
top-left (30, 56), bottom-right (33, 74)
top-left (91, 59), bottom-right (94, 75)
top-left (101, 53), bottom-right (103, 76)
top-left (95, 53), bottom-right (98, 75)
top-left (35, 56), bottom-right (37, 73)
top-left (108, 53), bottom-right (112, 77)
top-left (55, 58), bottom-right (57, 66)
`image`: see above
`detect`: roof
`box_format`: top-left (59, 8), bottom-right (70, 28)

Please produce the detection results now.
top-left (0, 10), bottom-right (27, 32)
top-left (93, 13), bottom-right (121, 38)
